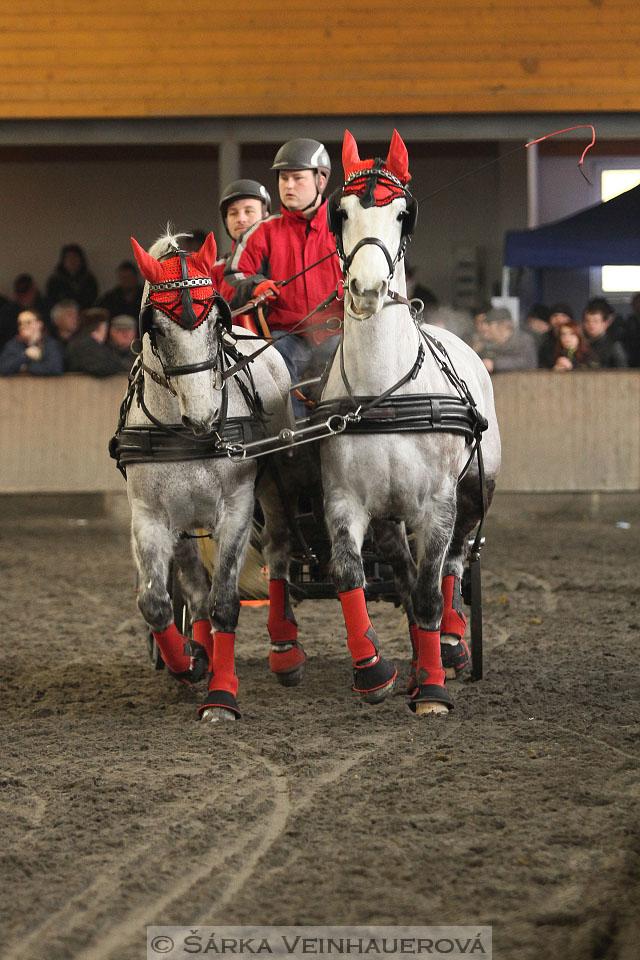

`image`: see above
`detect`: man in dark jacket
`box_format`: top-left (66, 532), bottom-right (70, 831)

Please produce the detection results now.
top-left (582, 297), bottom-right (628, 367)
top-left (64, 308), bottom-right (128, 377)
top-left (0, 309), bottom-right (63, 376)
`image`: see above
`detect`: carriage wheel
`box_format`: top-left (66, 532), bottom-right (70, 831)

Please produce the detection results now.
top-left (468, 555), bottom-right (483, 681)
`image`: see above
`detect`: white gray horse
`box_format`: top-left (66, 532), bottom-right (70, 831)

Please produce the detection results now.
top-left (319, 131), bottom-right (501, 715)
top-left (122, 228), bottom-right (294, 721)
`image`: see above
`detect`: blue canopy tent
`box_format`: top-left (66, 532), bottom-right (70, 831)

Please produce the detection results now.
top-left (504, 183), bottom-right (640, 268)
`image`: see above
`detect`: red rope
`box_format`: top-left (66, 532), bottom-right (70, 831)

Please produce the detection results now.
top-left (525, 124), bottom-right (596, 182)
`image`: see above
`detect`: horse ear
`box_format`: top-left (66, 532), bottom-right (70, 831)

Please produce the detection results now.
top-left (190, 231), bottom-right (218, 275)
top-left (342, 129), bottom-right (361, 178)
top-left (130, 237), bottom-right (164, 283)
top-left (386, 129), bottom-right (411, 183)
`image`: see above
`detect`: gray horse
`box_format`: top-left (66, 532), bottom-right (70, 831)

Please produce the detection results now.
top-left (123, 228), bottom-right (294, 721)
top-left (319, 131), bottom-right (501, 715)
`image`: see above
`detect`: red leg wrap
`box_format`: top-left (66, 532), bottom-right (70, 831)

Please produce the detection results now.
top-left (193, 620), bottom-right (213, 670)
top-left (152, 623), bottom-right (191, 674)
top-left (267, 580), bottom-right (298, 643)
top-left (339, 588), bottom-right (379, 665)
top-left (209, 632), bottom-right (238, 697)
top-left (416, 629), bottom-right (446, 688)
top-left (441, 575), bottom-right (467, 639)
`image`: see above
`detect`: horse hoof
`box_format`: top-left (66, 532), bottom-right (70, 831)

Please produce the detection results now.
top-left (441, 637), bottom-right (470, 680)
top-left (414, 700), bottom-right (449, 716)
top-left (200, 707), bottom-right (237, 723)
top-left (409, 682), bottom-right (454, 714)
top-left (353, 656), bottom-right (397, 704)
top-left (276, 662), bottom-right (306, 687)
top-left (360, 674), bottom-right (396, 704)
top-left (269, 641), bottom-right (306, 686)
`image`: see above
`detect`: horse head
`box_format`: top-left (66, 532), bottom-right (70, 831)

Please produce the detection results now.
top-left (328, 130), bottom-right (417, 320)
top-left (131, 229), bottom-right (231, 435)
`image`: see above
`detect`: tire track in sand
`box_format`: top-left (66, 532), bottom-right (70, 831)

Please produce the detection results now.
top-left (48, 746), bottom-right (371, 960)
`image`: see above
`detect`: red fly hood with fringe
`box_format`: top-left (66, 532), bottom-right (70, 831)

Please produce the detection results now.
top-left (341, 129), bottom-right (411, 206)
top-left (131, 233), bottom-right (220, 328)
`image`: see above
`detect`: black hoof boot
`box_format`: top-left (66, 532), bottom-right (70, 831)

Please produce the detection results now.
top-left (409, 682), bottom-right (454, 713)
top-left (198, 688), bottom-right (241, 721)
top-left (440, 638), bottom-right (470, 679)
top-left (352, 655), bottom-right (397, 704)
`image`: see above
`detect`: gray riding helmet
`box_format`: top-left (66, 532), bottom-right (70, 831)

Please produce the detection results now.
top-left (271, 139), bottom-right (331, 178)
top-left (219, 179), bottom-right (272, 220)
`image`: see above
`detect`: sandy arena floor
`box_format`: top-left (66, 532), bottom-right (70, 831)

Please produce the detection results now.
top-left (0, 492), bottom-right (638, 960)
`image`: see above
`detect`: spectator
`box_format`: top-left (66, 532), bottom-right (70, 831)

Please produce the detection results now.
top-left (538, 301), bottom-right (575, 368)
top-left (50, 299), bottom-right (81, 344)
top-left (623, 292), bottom-right (640, 367)
top-left (405, 263), bottom-right (438, 316)
top-left (474, 305), bottom-right (537, 373)
top-left (0, 273), bottom-right (51, 351)
top-left (582, 297), bottom-right (628, 368)
top-left (64, 307), bottom-right (127, 377)
top-left (107, 314), bottom-right (137, 371)
top-left (552, 320), bottom-right (599, 371)
top-left (46, 243), bottom-right (98, 309)
top-left (0, 309), bottom-right (63, 376)
top-left (95, 260), bottom-right (143, 322)
top-left (524, 302), bottom-right (551, 344)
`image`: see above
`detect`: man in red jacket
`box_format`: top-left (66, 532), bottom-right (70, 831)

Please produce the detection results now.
top-left (224, 138), bottom-right (342, 411)
top-left (210, 179), bottom-right (272, 314)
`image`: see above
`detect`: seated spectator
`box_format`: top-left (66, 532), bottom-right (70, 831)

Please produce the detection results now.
top-left (107, 314), bottom-right (137, 371)
top-left (538, 301), bottom-right (575, 368)
top-left (623, 292), bottom-right (640, 367)
top-left (0, 309), bottom-right (63, 376)
top-left (64, 308), bottom-right (128, 377)
top-left (552, 320), bottom-right (599, 371)
top-left (46, 243), bottom-right (98, 309)
top-left (405, 263), bottom-right (438, 316)
top-left (582, 297), bottom-right (628, 368)
top-left (50, 299), bottom-right (81, 344)
top-left (524, 302), bottom-right (551, 344)
top-left (0, 273), bottom-right (51, 351)
top-left (474, 306), bottom-right (537, 372)
top-left (95, 260), bottom-right (143, 321)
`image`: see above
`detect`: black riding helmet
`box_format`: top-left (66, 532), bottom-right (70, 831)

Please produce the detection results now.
top-left (219, 179), bottom-right (271, 238)
top-left (271, 139), bottom-right (331, 213)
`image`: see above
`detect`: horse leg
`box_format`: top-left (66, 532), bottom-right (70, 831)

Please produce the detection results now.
top-left (370, 519), bottom-right (420, 692)
top-left (441, 474), bottom-right (496, 678)
top-left (326, 498), bottom-right (397, 704)
top-left (258, 467), bottom-right (306, 686)
top-left (410, 489), bottom-right (458, 715)
top-left (131, 501), bottom-right (208, 685)
top-left (199, 493), bottom-right (254, 723)
top-left (172, 536), bottom-right (214, 672)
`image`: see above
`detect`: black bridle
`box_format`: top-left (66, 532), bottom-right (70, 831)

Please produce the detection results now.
top-left (329, 161), bottom-right (416, 281)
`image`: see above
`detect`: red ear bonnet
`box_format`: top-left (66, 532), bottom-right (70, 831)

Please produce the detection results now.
top-left (342, 130), bottom-right (362, 180)
top-left (385, 129), bottom-right (411, 184)
top-left (131, 236), bottom-right (165, 283)
top-left (190, 232), bottom-right (218, 275)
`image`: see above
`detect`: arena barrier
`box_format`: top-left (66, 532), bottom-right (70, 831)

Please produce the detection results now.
top-left (0, 371), bottom-right (638, 494)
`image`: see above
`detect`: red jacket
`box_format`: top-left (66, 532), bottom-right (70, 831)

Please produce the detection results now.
top-left (224, 202), bottom-right (342, 343)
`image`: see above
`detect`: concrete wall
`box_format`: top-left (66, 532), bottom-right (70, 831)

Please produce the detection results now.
top-left (1, 371), bottom-right (638, 494)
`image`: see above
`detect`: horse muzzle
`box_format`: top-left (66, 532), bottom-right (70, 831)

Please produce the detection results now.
top-left (181, 413), bottom-right (218, 436)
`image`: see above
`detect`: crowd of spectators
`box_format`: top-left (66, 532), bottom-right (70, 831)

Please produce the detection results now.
top-left (1, 241), bottom-right (639, 381)
top-left (467, 294), bottom-right (639, 374)
top-left (0, 243), bottom-right (142, 379)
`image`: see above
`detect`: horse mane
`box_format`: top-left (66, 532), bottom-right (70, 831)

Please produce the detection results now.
top-left (148, 223), bottom-right (193, 260)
